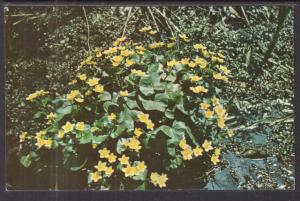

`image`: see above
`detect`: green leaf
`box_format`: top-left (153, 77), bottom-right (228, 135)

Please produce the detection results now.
top-left (116, 138), bottom-right (127, 154)
top-left (103, 101), bottom-right (118, 112)
top-left (135, 181), bottom-right (147, 190)
top-left (165, 109), bottom-right (174, 119)
top-left (126, 99), bottom-right (139, 109)
top-left (92, 135), bottom-right (109, 144)
top-left (70, 158), bottom-right (87, 171)
top-left (56, 105), bottom-right (73, 115)
top-left (98, 91), bottom-right (111, 101)
top-left (20, 155), bottom-right (32, 168)
top-left (33, 111), bottom-right (43, 119)
top-left (111, 124), bottom-right (127, 138)
top-left (139, 72), bottom-right (162, 96)
top-left (132, 170), bottom-right (148, 181)
top-left (154, 93), bottom-right (169, 104)
top-left (139, 96), bottom-right (167, 112)
top-left (78, 131), bottom-right (93, 144)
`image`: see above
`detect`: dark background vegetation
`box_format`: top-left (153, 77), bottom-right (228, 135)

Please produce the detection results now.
top-left (5, 6), bottom-right (294, 190)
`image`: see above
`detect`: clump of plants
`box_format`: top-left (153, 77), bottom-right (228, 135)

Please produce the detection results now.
top-left (18, 25), bottom-right (234, 190)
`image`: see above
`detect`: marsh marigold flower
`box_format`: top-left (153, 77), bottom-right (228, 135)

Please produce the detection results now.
top-left (202, 140), bottom-right (213, 152)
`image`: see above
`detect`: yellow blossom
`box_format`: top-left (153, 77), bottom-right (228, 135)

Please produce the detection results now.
top-left (227, 129), bottom-right (234, 137)
top-left (125, 137), bottom-right (141, 152)
top-left (91, 127), bottom-right (98, 132)
top-left (87, 77), bottom-right (100, 87)
top-left (188, 61), bottom-right (196, 68)
top-left (90, 171), bottom-right (101, 182)
top-left (104, 166), bottom-right (114, 176)
top-left (150, 172), bottom-right (168, 188)
top-left (62, 122), bottom-right (74, 133)
top-left (108, 153), bottom-right (117, 163)
top-left (120, 90), bottom-right (129, 97)
top-left (167, 42), bottom-right (175, 48)
top-left (122, 165), bottom-right (136, 177)
top-left (94, 161), bottom-right (107, 171)
top-left (135, 45), bottom-right (146, 51)
top-left (149, 30), bottom-right (157, 35)
top-left (46, 112), bottom-right (56, 121)
top-left (204, 109), bottom-right (214, 118)
top-left (211, 96), bottom-right (219, 106)
top-left (66, 90), bottom-right (80, 101)
top-left (214, 148), bottom-right (221, 157)
top-left (118, 155), bottom-right (130, 165)
top-left (26, 90), bottom-right (49, 101)
top-left (139, 26), bottom-right (152, 32)
top-left (108, 113), bottom-right (116, 121)
top-left (135, 161), bottom-right (147, 174)
top-left (181, 58), bottom-right (190, 65)
top-left (131, 69), bottom-right (146, 77)
top-left (75, 122), bottom-right (85, 131)
top-left (200, 102), bottom-right (210, 110)
top-left (57, 129), bottom-right (65, 138)
top-left (121, 50), bottom-right (134, 57)
top-left (219, 65), bottom-right (231, 75)
top-left (193, 43), bottom-right (207, 50)
top-left (77, 73), bottom-right (87, 81)
top-left (190, 86), bottom-right (208, 93)
top-left (202, 140), bottom-right (213, 152)
top-left (218, 52), bottom-right (225, 59)
top-left (19, 132), bottom-right (27, 142)
top-left (179, 33), bottom-right (190, 42)
top-left (181, 148), bottom-right (193, 160)
top-left (93, 84), bottom-right (104, 93)
top-left (138, 112), bottom-right (150, 123)
top-left (99, 148), bottom-right (110, 158)
top-left (134, 128), bottom-right (142, 138)
top-left (179, 138), bottom-right (189, 149)
top-left (145, 120), bottom-right (155, 130)
top-left (167, 59), bottom-right (179, 68)
top-left (211, 154), bottom-right (220, 165)
top-left (214, 105), bottom-right (226, 116)
top-left (75, 98), bottom-right (84, 103)
top-left (125, 59), bottom-right (135, 67)
top-left (217, 117), bottom-right (225, 129)
top-left (190, 75), bottom-right (202, 82)
top-left (193, 146), bottom-right (203, 157)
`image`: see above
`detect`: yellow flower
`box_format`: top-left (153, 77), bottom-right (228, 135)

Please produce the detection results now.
top-left (227, 129), bottom-right (234, 137)
top-left (108, 153), bottom-right (117, 163)
top-left (104, 166), bottom-right (114, 176)
top-left (94, 161), bottom-right (107, 171)
top-left (194, 57), bottom-right (207, 69)
top-left (193, 146), bottom-right (203, 157)
top-left (85, 90), bottom-right (92, 96)
top-left (62, 122), bottom-right (74, 133)
top-left (188, 61), bottom-right (196, 68)
top-left (179, 138), bottom-right (188, 149)
top-left (179, 33), bottom-right (190, 42)
top-left (26, 90), bottom-right (49, 101)
top-left (118, 155), bottom-right (130, 165)
top-left (19, 132), bottom-right (27, 143)
top-left (214, 148), bottom-right (221, 157)
top-left (150, 172), bottom-right (168, 188)
top-left (213, 73), bottom-right (224, 80)
top-left (217, 117), bottom-right (225, 129)
top-left (135, 45), bottom-right (146, 51)
top-left (90, 171), bottom-right (101, 182)
top-left (91, 127), bottom-right (99, 132)
top-left (96, 52), bottom-right (102, 58)
top-left (93, 84), bottom-right (104, 93)
top-left (193, 43), bottom-right (206, 50)
top-left (125, 137), bottom-right (142, 152)
top-left (218, 52), bottom-right (225, 59)
top-left (66, 90), bottom-right (80, 101)
top-left (181, 148), bottom-right (193, 160)
top-left (190, 86), bottom-right (208, 93)
top-left (75, 98), bottom-right (84, 103)
top-left (99, 148), bottom-right (110, 158)
top-left (201, 49), bottom-right (210, 58)
top-left (202, 140), bottom-right (213, 152)
top-left (77, 73), bottom-right (87, 81)
top-left (200, 102), bottom-right (210, 110)
top-left (149, 42), bottom-right (164, 49)
top-left (219, 65), bottom-right (231, 75)
top-left (167, 42), bottom-right (175, 48)
top-left (214, 105), bottom-right (226, 116)
top-left (138, 112), bottom-right (149, 123)
top-left (204, 109), bottom-right (214, 119)
top-left (181, 58), bottom-right (190, 65)
top-left (46, 112), bottom-right (56, 120)
top-left (121, 50), bottom-right (134, 57)
top-left (135, 161), bottom-right (147, 174)
top-left (211, 154), bottom-right (220, 165)
top-left (75, 122), bottom-right (85, 131)
top-left (103, 47), bottom-right (118, 55)
top-left (145, 120), bottom-right (155, 130)
top-left (92, 144), bottom-right (98, 149)
top-left (167, 59), bottom-right (179, 68)
top-left (131, 69), bottom-right (146, 77)
top-left (169, 36), bottom-right (176, 41)
top-left (117, 36), bottom-right (127, 42)
top-left (108, 113), bottom-right (116, 121)
top-left (120, 90), bottom-right (129, 97)
top-left (139, 25), bottom-right (152, 32)
top-left (87, 77), bottom-right (100, 87)
top-left (190, 75), bottom-right (202, 82)
top-left (217, 57), bottom-right (224, 63)
top-left (125, 59), bottom-right (135, 67)
top-left (122, 165), bottom-right (135, 177)
top-left (211, 96), bottom-right (219, 106)
top-left (149, 30), bottom-right (157, 35)
top-left (134, 128), bottom-right (142, 138)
